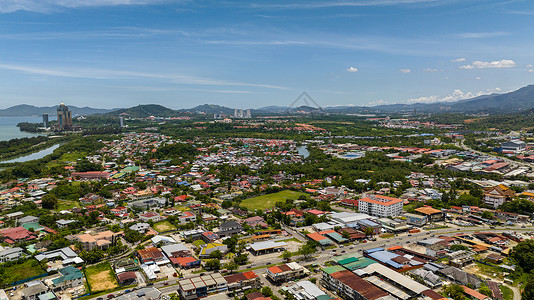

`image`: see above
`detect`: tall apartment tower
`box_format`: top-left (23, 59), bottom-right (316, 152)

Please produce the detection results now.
top-left (42, 113), bottom-right (49, 128)
top-left (119, 116), bottom-right (125, 127)
top-left (56, 103), bottom-right (72, 131)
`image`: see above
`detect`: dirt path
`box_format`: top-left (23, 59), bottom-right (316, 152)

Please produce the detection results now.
top-left (504, 283), bottom-right (521, 300)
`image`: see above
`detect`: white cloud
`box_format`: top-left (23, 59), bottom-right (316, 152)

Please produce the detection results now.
top-left (475, 77), bottom-right (481, 80)
top-left (529, 69), bottom-right (534, 73)
top-left (451, 58), bottom-right (466, 62)
top-left (400, 68), bottom-right (411, 73)
top-left (0, 0), bottom-right (174, 13)
top-left (424, 68), bottom-right (438, 72)
top-left (346, 67), bottom-right (358, 72)
top-left (406, 88), bottom-right (501, 104)
top-left (459, 59), bottom-right (516, 69)
top-left (368, 99), bottom-right (388, 106)
top-left (527, 64), bottom-right (534, 68)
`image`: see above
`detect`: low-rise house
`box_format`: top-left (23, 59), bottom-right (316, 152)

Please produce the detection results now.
top-left (170, 256), bottom-right (201, 269)
top-left (285, 280), bottom-right (328, 300)
top-left (161, 243), bottom-right (191, 258)
top-left (21, 281), bottom-right (48, 300)
top-left (218, 220), bottom-right (243, 237)
top-left (266, 262), bottom-right (306, 283)
top-left (201, 231), bottom-right (219, 243)
top-left (139, 212), bottom-right (162, 223)
top-left (75, 230), bottom-right (122, 251)
top-left (448, 250), bottom-right (475, 268)
top-left (404, 213), bottom-right (427, 227)
top-left (151, 235), bottom-right (176, 247)
top-left (410, 268), bottom-right (443, 288)
top-left (56, 220), bottom-right (77, 229)
top-left (137, 247), bottom-right (166, 264)
top-left (414, 207), bottom-right (445, 223)
top-left (129, 222), bottom-right (150, 233)
top-left (45, 266), bottom-right (84, 292)
top-left (18, 216), bottom-right (40, 226)
top-left (178, 273), bottom-right (227, 300)
top-left (0, 227), bottom-right (38, 244)
top-left (178, 211), bottom-right (197, 224)
top-left (0, 246), bottom-right (24, 262)
top-left (224, 271), bottom-right (260, 293)
top-left (199, 243), bottom-right (227, 258)
top-left (438, 266), bottom-right (483, 288)
top-left (35, 247), bottom-right (84, 271)
top-left (116, 272), bottom-right (137, 286)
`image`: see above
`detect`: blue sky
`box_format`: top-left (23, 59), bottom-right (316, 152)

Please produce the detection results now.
top-left (1, 0), bottom-right (534, 109)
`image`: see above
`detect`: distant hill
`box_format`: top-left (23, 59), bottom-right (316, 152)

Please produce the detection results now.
top-left (181, 104), bottom-right (235, 115)
top-left (107, 104), bottom-right (178, 118)
top-left (0, 104), bottom-right (118, 117)
top-left (373, 85), bottom-right (534, 114)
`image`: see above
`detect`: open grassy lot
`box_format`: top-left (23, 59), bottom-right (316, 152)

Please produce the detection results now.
top-left (153, 220), bottom-right (176, 232)
top-left (240, 190), bottom-right (308, 210)
top-left (0, 259), bottom-right (45, 287)
top-left (56, 199), bottom-right (80, 211)
top-left (193, 240), bottom-right (206, 247)
top-left (85, 262), bottom-right (118, 292)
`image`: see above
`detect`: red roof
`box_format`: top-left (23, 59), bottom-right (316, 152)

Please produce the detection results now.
top-left (358, 195), bottom-right (403, 206)
top-left (170, 256), bottom-right (198, 266)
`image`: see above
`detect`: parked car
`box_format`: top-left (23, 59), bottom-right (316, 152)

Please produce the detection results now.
top-left (163, 282), bottom-right (169, 286)
top-left (107, 294), bottom-right (114, 299)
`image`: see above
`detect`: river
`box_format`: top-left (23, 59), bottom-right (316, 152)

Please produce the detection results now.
top-left (0, 116), bottom-right (59, 163)
top-left (1, 144), bottom-right (61, 163)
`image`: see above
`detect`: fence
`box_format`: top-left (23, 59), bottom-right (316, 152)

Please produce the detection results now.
top-left (10, 273), bottom-right (48, 286)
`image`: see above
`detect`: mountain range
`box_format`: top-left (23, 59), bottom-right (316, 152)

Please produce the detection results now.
top-left (3, 84), bottom-right (534, 117)
top-left (0, 104), bottom-right (117, 117)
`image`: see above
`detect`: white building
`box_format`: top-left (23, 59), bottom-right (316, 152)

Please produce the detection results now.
top-left (358, 195), bottom-right (403, 217)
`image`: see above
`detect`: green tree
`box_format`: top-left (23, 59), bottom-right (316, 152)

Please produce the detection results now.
top-left (209, 250), bottom-right (223, 259)
top-left (478, 285), bottom-right (492, 297)
top-left (299, 241), bottom-right (316, 260)
top-left (480, 211), bottom-right (494, 219)
top-left (522, 280), bottom-right (534, 300)
top-left (364, 227), bottom-right (374, 236)
top-left (282, 251), bottom-right (292, 260)
top-left (42, 194), bottom-right (59, 209)
top-left (511, 239), bottom-right (534, 273)
top-left (205, 259), bottom-right (221, 270)
top-left (261, 287), bottom-right (273, 297)
top-left (444, 284), bottom-right (465, 300)
top-left (449, 244), bottom-right (469, 251)
top-left (224, 261), bottom-right (239, 273)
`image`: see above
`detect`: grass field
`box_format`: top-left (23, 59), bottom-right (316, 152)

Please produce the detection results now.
top-left (193, 240), bottom-right (206, 247)
top-left (56, 199), bottom-right (80, 211)
top-left (85, 262), bottom-right (118, 292)
top-left (0, 259), bottom-right (45, 287)
top-left (153, 221), bottom-right (176, 232)
top-left (240, 190), bottom-right (308, 210)
top-left (500, 285), bottom-right (513, 300)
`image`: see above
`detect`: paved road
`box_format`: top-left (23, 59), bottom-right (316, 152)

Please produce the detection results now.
top-left (86, 224), bottom-right (533, 300)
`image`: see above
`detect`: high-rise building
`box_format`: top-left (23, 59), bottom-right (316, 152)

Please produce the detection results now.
top-left (42, 113), bottom-right (48, 128)
top-left (119, 116), bottom-right (124, 128)
top-left (56, 103), bottom-right (72, 131)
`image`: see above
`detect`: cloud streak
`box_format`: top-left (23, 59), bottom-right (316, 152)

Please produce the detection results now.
top-left (0, 0), bottom-right (177, 13)
top-left (346, 67), bottom-right (358, 72)
top-left (0, 63), bottom-right (286, 90)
